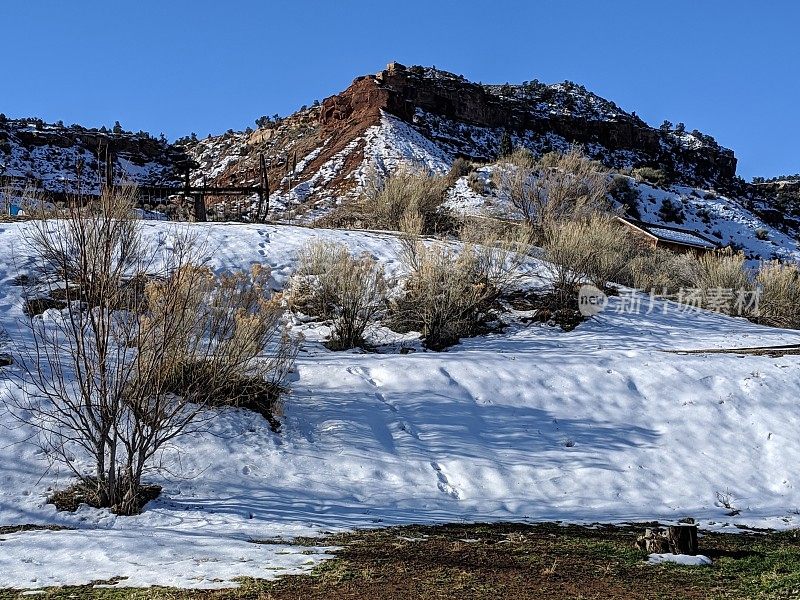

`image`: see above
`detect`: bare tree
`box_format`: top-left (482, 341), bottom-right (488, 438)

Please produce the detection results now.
top-left (9, 187), bottom-right (295, 514)
top-left (495, 146), bottom-right (609, 238)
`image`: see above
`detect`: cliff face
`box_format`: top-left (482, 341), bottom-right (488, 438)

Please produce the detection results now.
top-left (319, 63), bottom-right (737, 185)
top-left (2, 63), bottom-right (741, 214)
top-left (180, 63), bottom-right (741, 221)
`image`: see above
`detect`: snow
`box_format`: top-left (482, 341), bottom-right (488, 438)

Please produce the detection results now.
top-left (0, 529), bottom-right (334, 589)
top-left (642, 225), bottom-right (716, 249)
top-left (357, 111), bottom-right (453, 181)
top-left (648, 553), bottom-right (713, 566)
top-left (2, 220), bottom-right (800, 589)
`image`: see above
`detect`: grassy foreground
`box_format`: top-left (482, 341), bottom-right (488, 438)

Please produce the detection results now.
top-left (2, 522), bottom-right (800, 599)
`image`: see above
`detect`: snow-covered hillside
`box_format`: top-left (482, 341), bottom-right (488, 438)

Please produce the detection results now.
top-left (0, 118), bottom-right (180, 195)
top-left (445, 167), bottom-right (800, 266)
top-left (2, 220), bottom-right (800, 589)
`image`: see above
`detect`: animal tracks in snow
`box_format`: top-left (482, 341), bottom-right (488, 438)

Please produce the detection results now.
top-left (347, 366), bottom-right (458, 492)
top-left (430, 462), bottom-right (460, 499)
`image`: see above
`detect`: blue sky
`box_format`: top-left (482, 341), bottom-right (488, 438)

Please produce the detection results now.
top-left (3, 0), bottom-right (797, 180)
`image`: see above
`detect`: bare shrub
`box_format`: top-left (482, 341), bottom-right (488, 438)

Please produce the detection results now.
top-left (496, 146), bottom-right (609, 239)
top-left (288, 241), bottom-right (387, 350)
top-left (27, 185), bottom-right (143, 308)
top-left (362, 167), bottom-right (452, 235)
top-left (467, 172), bottom-right (485, 195)
top-left (543, 214), bottom-right (637, 304)
top-left (691, 249), bottom-right (752, 314)
top-left (624, 248), bottom-right (698, 294)
top-left (503, 147), bottom-right (537, 169)
top-left (391, 244), bottom-right (496, 350)
top-left (142, 263), bottom-right (296, 420)
top-left (392, 229), bottom-right (529, 350)
top-left (10, 189), bottom-right (295, 515)
top-left (755, 261), bottom-right (800, 328)
top-left (448, 157), bottom-right (473, 182)
top-left (632, 166), bottom-right (670, 188)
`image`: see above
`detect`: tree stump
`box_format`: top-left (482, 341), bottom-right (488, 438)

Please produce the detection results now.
top-left (636, 523), bottom-right (699, 555)
top-left (636, 527), bottom-right (670, 553)
top-left (666, 524), bottom-right (698, 555)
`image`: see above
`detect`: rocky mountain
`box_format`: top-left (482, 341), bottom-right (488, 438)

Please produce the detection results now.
top-left (178, 62), bottom-right (739, 220)
top-left (0, 115), bottom-right (183, 198)
top-left (4, 62), bottom-right (798, 265)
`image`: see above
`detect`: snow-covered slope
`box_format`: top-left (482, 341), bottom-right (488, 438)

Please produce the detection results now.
top-left (446, 168), bottom-right (800, 265)
top-left (0, 118), bottom-right (181, 195)
top-left (2, 220), bottom-right (800, 589)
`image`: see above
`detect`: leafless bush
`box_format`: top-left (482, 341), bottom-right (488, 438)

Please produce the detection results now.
top-left (632, 166), bottom-right (670, 188)
top-left (288, 241), bottom-right (387, 350)
top-left (363, 167), bottom-right (452, 234)
top-left (543, 214), bottom-right (637, 305)
top-left (27, 186), bottom-right (143, 307)
top-left (448, 157), bottom-right (473, 182)
top-left (691, 249), bottom-right (752, 314)
top-left (755, 261), bottom-right (800, 328)
top-left (715, 488), bottom-right (739, 514)
top-left (457, 220), bottom-right (534, 283)
top-left (10, 188), bottom-right (296, 515)
top-left (466, 172), bottom-right (485, 195)
top-left (495, 146), bottom-right (609, 239)
top-left (392, 229), bottom-right (530, 350)
top-left (502, 147), bottom-right (537, 169)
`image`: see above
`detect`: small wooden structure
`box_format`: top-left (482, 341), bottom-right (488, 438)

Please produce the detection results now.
top-left (99, 143), bottom-right (271, 222)
top-left (616, 216), bottom-right (718, 254)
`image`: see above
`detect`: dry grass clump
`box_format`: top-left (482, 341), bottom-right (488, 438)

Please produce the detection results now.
top-left (364, 167), bottom-right (453, 235)
top-left (288, 241), bottom-right (387, 350)
top-left (755, 261), bottom-right (800, 328)
top-left (690, 249), bottom-right (752, 314)
top-left (623, 248), bottom-right (698, 294)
